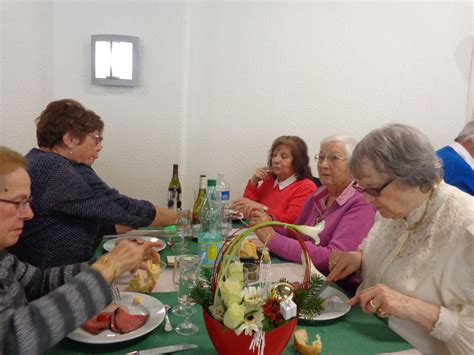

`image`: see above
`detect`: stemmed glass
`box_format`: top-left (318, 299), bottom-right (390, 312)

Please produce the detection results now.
top-left (175, 266), bottom-right (199, 336)
top-left (173, 208), bottom-right (192, 253)
top-left (172, 254), bottom-right (199, 317)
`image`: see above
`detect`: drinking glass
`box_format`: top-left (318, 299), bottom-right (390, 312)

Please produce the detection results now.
top-left (220, 205), bottom-right (233, 239)
top-left (175, 266), bottom-right (199, 336)
top-left (173, 208), bottom-right (192, 253)
top-left (172, 254), bottom-right (199, 317)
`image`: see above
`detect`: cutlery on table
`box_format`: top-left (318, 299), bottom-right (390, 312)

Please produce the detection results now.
top-left (111, 283), bottom-right (121, 303)
top-left (125, 344), bottom-right (198, 354)
top-left (163, 304), bottom-right (173, 332)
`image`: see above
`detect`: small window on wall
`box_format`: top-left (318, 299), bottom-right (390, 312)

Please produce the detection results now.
top-left (91, 34), bottom-right (139, 87)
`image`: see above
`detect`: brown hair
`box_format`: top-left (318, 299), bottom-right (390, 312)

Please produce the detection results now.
top-left (0, 147), bottom-right (27, 191)
top-left (267, 136), bottom-right (312, 180)
top-left (36, 99), bottom-right (104, 148)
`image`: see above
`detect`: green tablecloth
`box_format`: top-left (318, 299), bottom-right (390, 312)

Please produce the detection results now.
top-left (48, 232), bottom-right (413, 355)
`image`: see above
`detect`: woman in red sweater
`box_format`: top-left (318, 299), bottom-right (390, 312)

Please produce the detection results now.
top-left (232, 135), bottom-right (317, 223)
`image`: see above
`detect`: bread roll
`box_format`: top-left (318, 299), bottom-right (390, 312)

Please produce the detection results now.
top-left (294, 328), bottom-right (322, 355)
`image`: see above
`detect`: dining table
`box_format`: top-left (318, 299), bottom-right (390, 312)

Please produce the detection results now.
top-left (47, 228), bottom-right (415, 355)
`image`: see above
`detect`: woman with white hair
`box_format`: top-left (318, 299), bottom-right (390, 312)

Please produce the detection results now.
top-left (327, 124), bottom-right (473, 354)
top-left (251, 135), bottom-right (376, 294)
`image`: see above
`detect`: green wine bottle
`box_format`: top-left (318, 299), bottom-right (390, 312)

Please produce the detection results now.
top-left (192, 175), bottom-right (207, 225)
top-left (167, 164), bottom-right (182, 210)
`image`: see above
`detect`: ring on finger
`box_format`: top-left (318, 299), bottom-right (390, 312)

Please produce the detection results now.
top-left (377, 307), bottom-right (389, 318)
top-left (369, 299), bottom-right (378, 311)
top-left (329, 259), bottom-right (338, 266)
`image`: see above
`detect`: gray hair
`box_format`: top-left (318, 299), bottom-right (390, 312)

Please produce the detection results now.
top-left (350, 124), bottom-right (443, 192)
top-left (455, 121), bottom-right (474, 142)
top-left (320, 135), bottom-right (358, 159)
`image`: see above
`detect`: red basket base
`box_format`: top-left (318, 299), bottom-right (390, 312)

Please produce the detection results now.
top-left (203, 308), bottom-right (297, 354)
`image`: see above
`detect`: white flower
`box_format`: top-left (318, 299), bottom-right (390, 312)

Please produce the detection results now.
top-left (242, 286), bottom-right (266, 310)
top-left (226, 261), bottom-right (244, 282)
top-left (223, 303), bottom-right (246, 329)
top-left (293, 222), bottom-right (324, 244)
top-left (219, 278), bottom-right (243, 306)
top-left (209, 304), bottom-right (226, 321)
top-left (235, 310), bottom-right (264, 336)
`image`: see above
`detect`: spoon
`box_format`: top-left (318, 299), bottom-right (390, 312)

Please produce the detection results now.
top-left (163, 304), bottom-right (173, 332)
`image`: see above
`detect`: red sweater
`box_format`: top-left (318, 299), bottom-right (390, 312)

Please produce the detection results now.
top-left (243, 176), bottom-right (317, 223)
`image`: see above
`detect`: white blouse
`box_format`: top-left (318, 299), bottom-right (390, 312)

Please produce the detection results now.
top-left (359, 182), bottom-right (474, 355)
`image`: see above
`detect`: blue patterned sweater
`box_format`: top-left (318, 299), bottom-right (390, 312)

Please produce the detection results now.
top-left (8, 149), bottom-right (156, 268)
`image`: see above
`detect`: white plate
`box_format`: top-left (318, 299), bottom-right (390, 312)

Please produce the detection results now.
top-left (103, 236), bottom-right (166, 252)
top-left (68, 292), bottom-right (165, 344)
top-left (300, 285), bottom-right (350, 321)
top-left (102, 229), bottom-right (163, 239)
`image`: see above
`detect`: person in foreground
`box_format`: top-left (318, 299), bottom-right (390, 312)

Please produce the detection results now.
top-left (8, 99), bottom-right (177, 268)
top-left (327, 124), bottom-right (474, 355)
top-left (0, 146), bottom-right (154, 354)
top-left (436, 121), bottom-right (474, 195)
top-left (251, 135), bottom-right (376, 294)
top-left (232, 135), bottom-right (316, 223)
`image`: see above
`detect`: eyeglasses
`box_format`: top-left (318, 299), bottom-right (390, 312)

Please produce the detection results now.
top-left (88, 133), bottom-right (103, 145)
top-left (314, 154), bottom-right (348, 164)
top-left (0, 197), bottom-right (32, 211)
top-left (352, 180), bottom-right (393, 197)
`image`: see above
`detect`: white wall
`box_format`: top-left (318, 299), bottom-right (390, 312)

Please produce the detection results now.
top-left (1, 1), bottom-right (472, 208)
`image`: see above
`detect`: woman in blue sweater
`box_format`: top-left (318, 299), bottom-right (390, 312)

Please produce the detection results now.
top-left (8, 99), bottom-right (177, 267)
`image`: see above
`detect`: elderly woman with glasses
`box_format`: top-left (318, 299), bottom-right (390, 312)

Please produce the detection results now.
top-left (0, 146), bottom-right (157, 354)
top-left (327, 124), bottom-right (473, 355)
top-left (232, 135), bottom-right (317, 223)
top-left (8, 99), bottom-right (177, 268)
top-left (251, 135), bottom-right (376, 294)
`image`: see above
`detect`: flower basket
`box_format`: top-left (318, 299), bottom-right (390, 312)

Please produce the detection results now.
top-left (195, 221), bottom-right (323, 355)
top-left (203, 308), bottom-right (298, 355)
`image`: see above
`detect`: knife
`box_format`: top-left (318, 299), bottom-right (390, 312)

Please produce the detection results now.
top-left (125, 344), bottom-right (198, 354)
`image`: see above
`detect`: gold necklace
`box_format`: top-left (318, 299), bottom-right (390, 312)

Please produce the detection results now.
top-left (402, 185), bottom-right (437, 231)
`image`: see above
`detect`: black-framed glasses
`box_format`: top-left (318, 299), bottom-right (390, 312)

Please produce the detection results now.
top-left (88, 132), bottom-right (103, 145)
top-left (0, 197), bottom-right (32, 211)
top-left (352, 180), bottom-right (393, 197)
top-left (314, 154), bottom-right (348, 164)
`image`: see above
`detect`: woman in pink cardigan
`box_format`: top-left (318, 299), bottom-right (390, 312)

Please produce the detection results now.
top-left (251, 135), bottom-right (376, 294)
top-left (232, 135), bottom-right (316, 223)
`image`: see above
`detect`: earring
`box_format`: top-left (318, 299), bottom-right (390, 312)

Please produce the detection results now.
top-left (69, 148), bottom-right (73, 154)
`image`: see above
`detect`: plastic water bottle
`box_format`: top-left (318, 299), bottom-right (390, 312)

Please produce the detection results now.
top-left (216, 173), bottom-right (230, 204)
top-left (198, 179), bottom-right (222, 268)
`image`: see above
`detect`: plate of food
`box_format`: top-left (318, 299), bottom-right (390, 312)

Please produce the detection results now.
top-left (103, 236), bottom-right (166, 252)
top-left (68, 292), bottom-right (165, 344)
top-left (299, 285), bottom-right (350, 321)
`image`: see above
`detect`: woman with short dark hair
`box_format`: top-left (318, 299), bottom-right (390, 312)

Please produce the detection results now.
top-left (9, 99), bottom-right (177, 268)
top-left (232, 135), bottom-right (317, 223)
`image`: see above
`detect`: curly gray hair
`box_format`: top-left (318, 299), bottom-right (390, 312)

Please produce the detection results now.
top-left (350, 124), bottom-right (443, 192)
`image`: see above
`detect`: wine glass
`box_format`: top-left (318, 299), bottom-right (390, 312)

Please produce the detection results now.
top-left (173, 208), bottom-right (192, 253)
top-left (175, 266), bottom-right (199, 336)
top-left (172, 254), bottom-right (199, 317)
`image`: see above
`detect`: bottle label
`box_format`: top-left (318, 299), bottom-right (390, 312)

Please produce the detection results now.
top-left (168, 190), bottom-right (182, 210)
top-left (198, 238), bottom-right (222, 267)
top-left (219, 191), bottom-right (230, 201)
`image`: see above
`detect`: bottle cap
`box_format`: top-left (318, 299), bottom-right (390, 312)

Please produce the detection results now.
top-left (207, 179), bottom-right (217, 187)
top-left (165, 225), bottom-right (177, 232)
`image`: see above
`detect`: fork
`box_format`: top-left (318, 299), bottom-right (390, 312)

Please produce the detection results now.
top-left (111, 283), bottom-right (121, 303)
